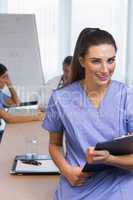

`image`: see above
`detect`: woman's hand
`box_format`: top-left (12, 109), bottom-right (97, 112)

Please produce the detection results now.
top-left (65, 166), bottom-right (94, 187)
top-left (86, 147), bottom-right (111, 164)
top-left (4, 73), bottom-right (12, 87)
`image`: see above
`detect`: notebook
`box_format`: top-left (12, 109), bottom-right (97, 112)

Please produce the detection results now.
top-left (8, 104), bottom-right (38, 116)
top-left (10, 154), bottom-right (60, 175)
top-left (82, 134), bottom-right (133, 172)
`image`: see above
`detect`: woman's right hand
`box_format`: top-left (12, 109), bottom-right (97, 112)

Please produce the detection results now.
top-left (64, 166), bottom-right (94, 187)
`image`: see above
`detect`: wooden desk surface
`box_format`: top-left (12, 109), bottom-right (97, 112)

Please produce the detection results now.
top-left (0, 122), bottom-right (59, 200)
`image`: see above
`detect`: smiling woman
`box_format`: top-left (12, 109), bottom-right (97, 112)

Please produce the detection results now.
top-left (71, 29), bottom-right (117, 108)
top-left (78, 44), bottom-right (116, 108)
top-left (43, 28), bottom-right (133, 200)
top-left (80, 44), bottom-right (116, 84)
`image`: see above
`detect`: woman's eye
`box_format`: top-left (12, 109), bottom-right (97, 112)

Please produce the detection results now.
top-left (108, 59), bottom-right (115, 64)
top-left (91, 60), bottom-right (100, 64)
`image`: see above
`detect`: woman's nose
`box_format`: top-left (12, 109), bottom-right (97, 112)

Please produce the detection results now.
top-left (101, 62), bottom-right (109, 73)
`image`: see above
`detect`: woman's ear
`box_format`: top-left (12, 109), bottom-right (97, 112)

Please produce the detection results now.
top-left (79, 57), bottom-right (85, 68)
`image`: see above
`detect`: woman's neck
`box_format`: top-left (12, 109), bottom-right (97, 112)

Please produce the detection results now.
top-left (80, 78), bottom-right (111, 108)
top-left (81, 78), bottom-right (111, 96)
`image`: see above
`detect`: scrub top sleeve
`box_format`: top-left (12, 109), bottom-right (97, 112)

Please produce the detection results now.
top-left (2, 93), bottom-right (10, 101)
top-left (126, 87), bottom-right (133, 133)
top-left (0, 102), bottom-right (4, 109)
top-left (42, 93), bottom-right (63, 133)
top-left (0, 92), bottom-right (10, 109)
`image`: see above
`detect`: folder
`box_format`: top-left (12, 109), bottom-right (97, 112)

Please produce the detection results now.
top-left (82, 134), bottom-right (133, 172)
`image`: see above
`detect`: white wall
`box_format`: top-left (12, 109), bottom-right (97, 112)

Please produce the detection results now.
top-left (71, 0), bottom-right (128, 82)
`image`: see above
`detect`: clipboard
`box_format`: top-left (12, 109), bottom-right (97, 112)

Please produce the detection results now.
top-left (82, 134), bottom-right (133, 172)
top-left (10, 154), bottom-right (60, 175)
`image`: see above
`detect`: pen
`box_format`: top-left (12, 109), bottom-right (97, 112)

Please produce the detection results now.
top-left (22, 160), bottom-right (41, 166)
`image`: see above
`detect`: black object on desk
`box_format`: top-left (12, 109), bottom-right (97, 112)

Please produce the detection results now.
top-left (82, 134), bottom-right (133, 172)
top-left (4, 101), bottom-right (38, 108)
top-left (19, 101), bottom-right (38, 107)
top-left (0, 130), bottom-right (4, 143)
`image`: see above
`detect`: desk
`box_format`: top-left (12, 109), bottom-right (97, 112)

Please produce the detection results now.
top-left (0, 122), bottom-right (59, 200)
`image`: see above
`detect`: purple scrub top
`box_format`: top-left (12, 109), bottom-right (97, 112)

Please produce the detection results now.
top-left (43, 80), bottom-right (133, 200)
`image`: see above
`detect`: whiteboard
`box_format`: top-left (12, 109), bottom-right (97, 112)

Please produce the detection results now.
top-left (0, 14), bottom-right (45, 101)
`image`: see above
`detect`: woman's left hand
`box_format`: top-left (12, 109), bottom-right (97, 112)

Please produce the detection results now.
top-left (86, 148), bottom-right (111, 164)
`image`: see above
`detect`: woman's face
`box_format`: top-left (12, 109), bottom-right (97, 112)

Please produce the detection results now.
top-left (0, 71), bottom-right (8, 89)
top-left (80, 44), bottom-right (116, 86)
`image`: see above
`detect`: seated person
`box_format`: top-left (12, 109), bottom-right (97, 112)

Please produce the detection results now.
top-left (0, 63), bottom-right (43, 124)
top-left (47, 55), bottom-right (72, 89)
top-left (39, 56), bottom-right (72, 110)
top-left (57, 55), bottom-right (73, 88)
